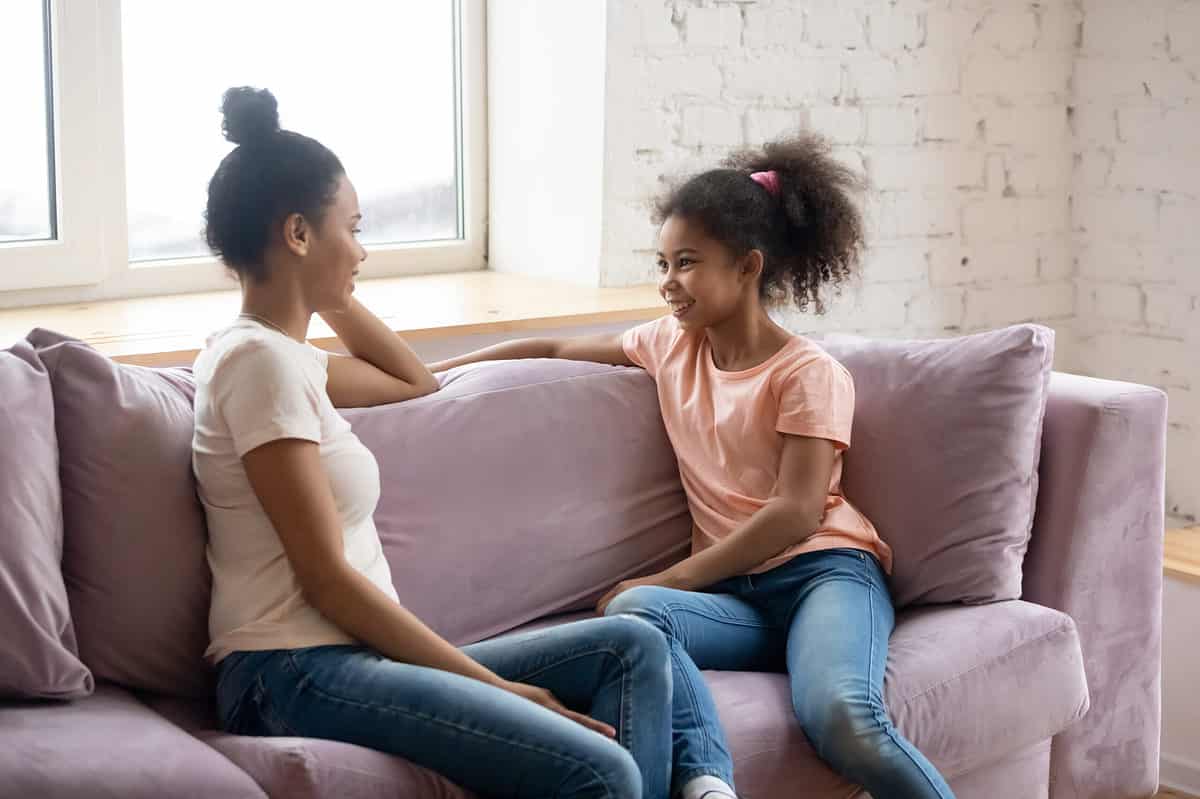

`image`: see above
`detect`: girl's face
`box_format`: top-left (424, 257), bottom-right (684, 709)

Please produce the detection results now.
top-left (656, 214), bottom-right (759, 331)
top-left (292, 175), bottom-right (368, 312)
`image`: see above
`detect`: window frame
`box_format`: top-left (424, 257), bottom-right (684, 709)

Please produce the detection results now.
top-left (0, 0), bottom-right (487, 308)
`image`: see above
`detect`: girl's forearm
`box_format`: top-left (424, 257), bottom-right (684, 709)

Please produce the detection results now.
top-left (664, 499), bottom-right (821, 589)
top-left (427, 338), bottom-right (557, 373)
top-left (320, 299), bottom-right (437, 391)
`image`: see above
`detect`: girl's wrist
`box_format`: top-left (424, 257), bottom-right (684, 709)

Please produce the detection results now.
top-left (660, 565), bottom-right (696, 591)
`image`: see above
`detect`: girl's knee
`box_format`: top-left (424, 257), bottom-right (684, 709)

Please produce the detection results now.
top-left (796, 692), bottom-right (888, 768)
top-left (597, 613), bottom-right (670, 663)
top-left (603, 585), bottom-right (672, 624)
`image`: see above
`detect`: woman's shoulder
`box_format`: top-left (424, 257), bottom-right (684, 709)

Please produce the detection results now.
top-left (196, 323), bottom-right (316, 387)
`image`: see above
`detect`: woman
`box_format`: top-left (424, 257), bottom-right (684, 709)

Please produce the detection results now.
top-left (192, 86), bottom-right (672, 799)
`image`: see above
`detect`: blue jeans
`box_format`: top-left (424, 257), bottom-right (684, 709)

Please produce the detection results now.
top-left (606, 548), bottom-right (956, 799)
top-left (216, 615), bottom-right (673, 799)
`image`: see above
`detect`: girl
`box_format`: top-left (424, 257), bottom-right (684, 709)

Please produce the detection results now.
top-left (193, 87), bottom-right (673, 799)
top-left (428, 133), bottom-right (956, 799)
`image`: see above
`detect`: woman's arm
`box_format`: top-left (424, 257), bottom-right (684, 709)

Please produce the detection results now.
top-left (426, 332), bottom-right (635, 373)
top-left (241, 437), bottom-right (614, 737)
top-left (319, 298), bottom-right (439, 407)
top-left (598, 434), bottom-right (837, 612)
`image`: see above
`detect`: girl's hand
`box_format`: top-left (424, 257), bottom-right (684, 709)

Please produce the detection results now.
top-left (499, 680), bottom-right (616, 738)
top-left (596, 572), bottom-right (680, 615)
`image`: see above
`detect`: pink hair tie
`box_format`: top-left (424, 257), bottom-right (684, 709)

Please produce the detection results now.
top-left (750, 170), bottom-right (780, 197)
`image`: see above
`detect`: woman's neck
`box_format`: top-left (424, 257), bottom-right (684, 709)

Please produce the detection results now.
top-left (704, 302), bottom-right (790, 372)
top-left (240, 279), bottom-right (311, 343)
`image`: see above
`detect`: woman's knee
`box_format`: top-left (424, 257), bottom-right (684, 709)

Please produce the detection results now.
top-left (566, 743), bottom-right (642, 799)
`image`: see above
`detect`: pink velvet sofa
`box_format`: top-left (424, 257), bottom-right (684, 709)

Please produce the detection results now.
top-left (0, 323), bottom-right (1165, 798)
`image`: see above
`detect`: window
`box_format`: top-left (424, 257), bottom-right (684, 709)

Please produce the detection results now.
top-left (0, 0), bottom-right (55, 244)
top-left (0, 0), bottom-right (485, 303)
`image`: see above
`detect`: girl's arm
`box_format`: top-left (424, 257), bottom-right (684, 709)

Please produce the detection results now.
top-left (598, 434), bottom-right (837, 611)
top-left (319, 298), bottom-right (440, 407)
top-left (426, 333), bottom-right (635, 373)
top-left (241, 437), bottom-right (614, 737)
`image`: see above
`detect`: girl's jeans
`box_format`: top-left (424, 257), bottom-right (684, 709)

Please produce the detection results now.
top-left (606, 547), bottom-right (956, 799)
top-left (217, 615), bottom-right (673, 799)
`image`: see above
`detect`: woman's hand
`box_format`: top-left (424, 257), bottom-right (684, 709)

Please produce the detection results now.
top-left (499, 680), bottom-right (616, 738)
top-left (596, 571), bottom-right (682, 616)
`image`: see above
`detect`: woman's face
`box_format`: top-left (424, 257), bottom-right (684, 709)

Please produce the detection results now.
top-left (299, 175), bottom-right (367, 312)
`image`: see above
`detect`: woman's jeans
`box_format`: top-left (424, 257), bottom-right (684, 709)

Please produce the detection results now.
top-left (217, 615), bottom-right (673, 799)
top-left (606, 548), bottom-right (956, 799)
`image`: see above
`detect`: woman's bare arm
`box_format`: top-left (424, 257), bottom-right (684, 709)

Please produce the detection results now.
top-left (240, 437), bottom-right (614, 736)
top-left (319, 298), bottom-right (439, 407)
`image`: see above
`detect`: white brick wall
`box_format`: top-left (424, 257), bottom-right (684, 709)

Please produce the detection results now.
top-left (600, 0), bottom-right (1076, 353)
top-left (1072, 0), bottom-right (1199, 523)
top-left (596, 0), bottom-right (1195, 522)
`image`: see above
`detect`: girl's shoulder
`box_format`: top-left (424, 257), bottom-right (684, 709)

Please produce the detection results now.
top-left (773, 335), bottom-right (854, 390)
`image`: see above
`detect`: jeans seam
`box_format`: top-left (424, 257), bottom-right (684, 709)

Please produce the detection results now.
top-left (284, 651), bottom-right (621, 798)
top-left (864, 582), bottom-right (950, 799)
top-left (659, 602), bottom-right (781, 632)
top-left (255, 672), bottom-right (300, 737)
top-left (654, 601), bottom-right (775, 779)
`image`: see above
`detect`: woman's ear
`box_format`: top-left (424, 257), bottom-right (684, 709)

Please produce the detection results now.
top-left (282, 213), bottom-right (310, 257)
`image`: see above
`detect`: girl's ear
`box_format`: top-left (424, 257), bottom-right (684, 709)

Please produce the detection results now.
top-left (739, 249), bottom-right (765, 284)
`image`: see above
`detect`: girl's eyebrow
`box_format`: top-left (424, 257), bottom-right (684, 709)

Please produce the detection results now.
top-left (655, 248), bottom-right (699, 257)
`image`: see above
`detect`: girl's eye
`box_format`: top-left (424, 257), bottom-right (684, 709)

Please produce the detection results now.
top-left (352, 228), bottom-right (362, 235)
top-left (679, 258), bottom-right (693, 267)
top-left (657, 260), bottom-right (668, 272)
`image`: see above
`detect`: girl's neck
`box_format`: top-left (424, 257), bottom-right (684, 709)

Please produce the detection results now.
top-left (240, 278), bottom-right (311, 343)
top-left (704, 302), bottom-right (791, 372)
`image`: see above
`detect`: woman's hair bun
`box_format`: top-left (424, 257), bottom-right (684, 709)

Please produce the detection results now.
top-left (220, 86), bottom-right (280, 145)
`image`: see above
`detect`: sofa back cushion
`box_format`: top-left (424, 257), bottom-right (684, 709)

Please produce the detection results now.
top-left (0, 340), bottom-right (93, 699)
top-left (28, 330), bottom-right (212, 696)
top-left (343, 358), bottom-right (692, 645)
top-left (820, 324), bottom-right (1054, 606)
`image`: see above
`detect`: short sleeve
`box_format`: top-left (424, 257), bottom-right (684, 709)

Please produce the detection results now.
top-left (621, 316), bottom-right (678, 378)
top-left (211, 339), bottom-right (326, 458)
top-left (776, 355), bottom-right (855, 450)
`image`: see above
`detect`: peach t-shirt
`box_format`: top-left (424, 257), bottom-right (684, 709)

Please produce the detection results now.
top-left (622, 315), bottom-right (892, 576)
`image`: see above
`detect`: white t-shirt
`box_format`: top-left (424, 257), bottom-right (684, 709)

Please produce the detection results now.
top-left (192, 319), bottom-right (399, 663)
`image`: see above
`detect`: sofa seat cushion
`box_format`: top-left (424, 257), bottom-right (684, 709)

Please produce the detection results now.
top-left (148, 695), bottom-right (474, 799)
top-left (0, 683), bottom-right (265, 798)
top-left (707, 600), bottom-right (1088, 796)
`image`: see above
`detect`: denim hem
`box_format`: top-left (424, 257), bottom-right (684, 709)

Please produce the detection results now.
top-left (672, 766), bottom-right (735, 798)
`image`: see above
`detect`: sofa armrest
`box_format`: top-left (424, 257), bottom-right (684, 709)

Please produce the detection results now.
top-left (1023, 372), bottom-right (1167, 799)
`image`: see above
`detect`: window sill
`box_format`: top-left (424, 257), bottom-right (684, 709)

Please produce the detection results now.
top-left (0, 270), bottom-right (665, 367)
top-left (1166, 527), bottom-right (1200, 584)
